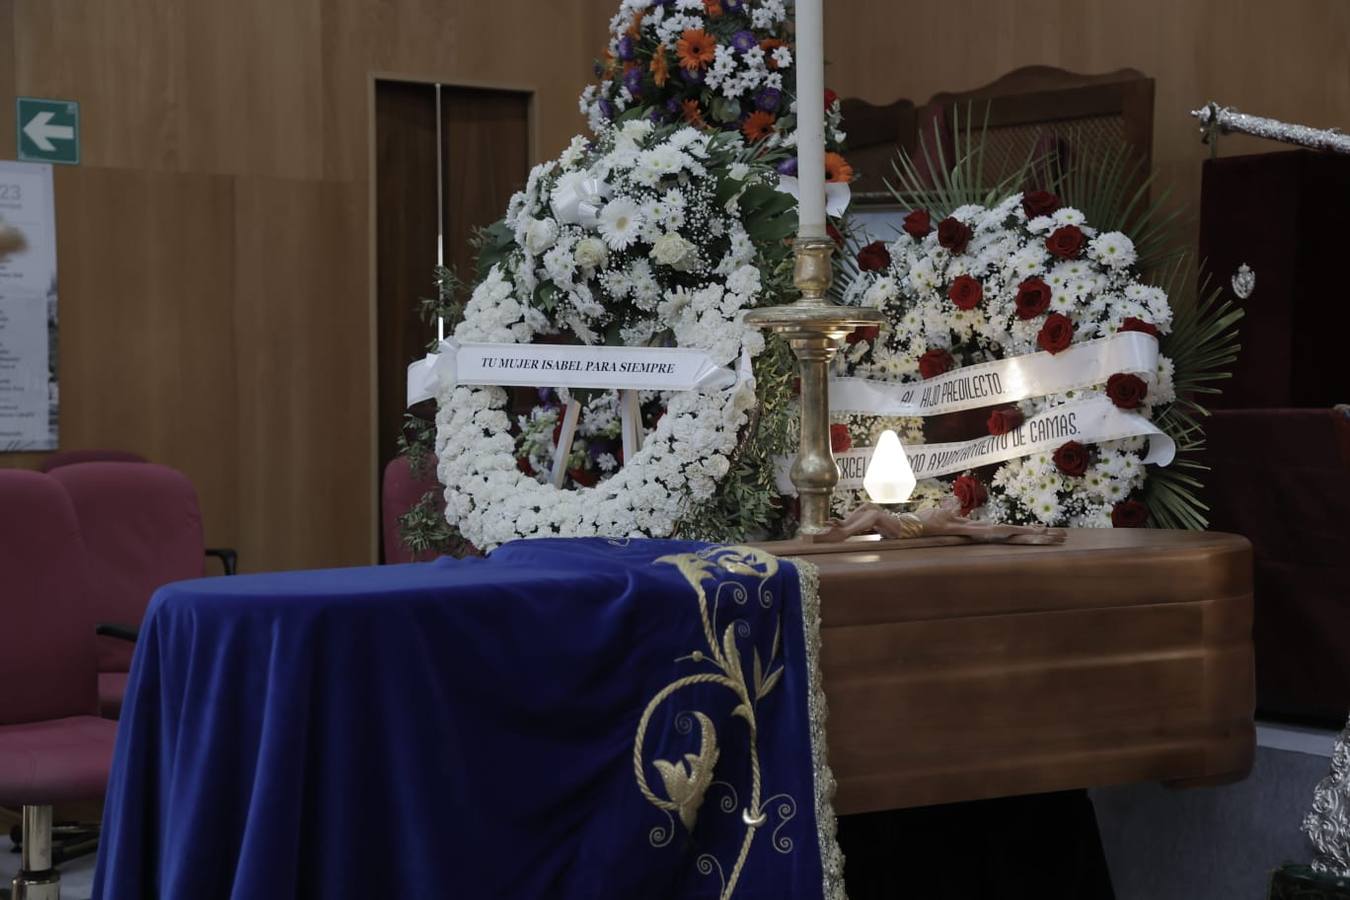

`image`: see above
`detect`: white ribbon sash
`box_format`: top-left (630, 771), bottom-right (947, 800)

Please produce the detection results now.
top-left (406, 341), bottom-right (741, 407)
top-left (408, 341), bottom-right (753, 484)
top-left (830, 331), bottom-right (1159, 418)
top-left (777, 397), bottom-right (1175, 493)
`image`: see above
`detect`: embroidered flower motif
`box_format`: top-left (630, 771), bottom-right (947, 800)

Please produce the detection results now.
top-left (653, 712), bottom-right (721, 832)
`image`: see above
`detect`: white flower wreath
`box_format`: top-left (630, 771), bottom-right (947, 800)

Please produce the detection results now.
top-left (837, 191), bottom-right (1178, 528)
top-left (435, 122), bottom-right (789, 550)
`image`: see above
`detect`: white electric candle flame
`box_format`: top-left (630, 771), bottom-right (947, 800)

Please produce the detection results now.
top-left (863, 430), bottom-right (916, 504)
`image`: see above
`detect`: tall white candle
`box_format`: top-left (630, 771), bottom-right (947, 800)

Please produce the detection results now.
top-left (795, 0), bottom-right (826, 239)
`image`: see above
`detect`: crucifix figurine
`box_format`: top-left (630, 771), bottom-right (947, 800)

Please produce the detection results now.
top-left (817, 501), bottom-right (1067, 545)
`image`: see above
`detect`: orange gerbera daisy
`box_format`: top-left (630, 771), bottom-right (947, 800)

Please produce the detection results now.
top-left (825, 152), bottom-right (854, 184)
top-left (741, 110), bottom-right (776, 142)
top-left (681, 99), bottom-right (706, 127)
top-left (626, 10), bottom-right (646, 39)
top-left (703, 0), bottom-right (724, 16)
top-left (650, 45), bottom-right (669, 87)
top-left (676, 28), bottom-right (716, 71)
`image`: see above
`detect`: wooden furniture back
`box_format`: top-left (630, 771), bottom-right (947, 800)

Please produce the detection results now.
top-left (916, 65), bottom-right (1155, 193)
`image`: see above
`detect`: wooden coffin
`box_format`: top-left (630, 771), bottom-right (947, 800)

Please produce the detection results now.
top-left (768, 529), bottom-right (1255, 815)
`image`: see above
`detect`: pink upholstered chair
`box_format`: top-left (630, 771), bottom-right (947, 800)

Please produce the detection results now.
top-left (48, 462), bottom-right (226, 719)
top-left (0, 470), bottom-right (118, 899)
top-left (36, 449), bottom-right (147, 472)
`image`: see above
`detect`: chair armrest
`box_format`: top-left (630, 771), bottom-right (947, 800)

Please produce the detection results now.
top-left (96, 623), bottom-right (140, 643)
top-left (206, 547), bottom-right (238, 576)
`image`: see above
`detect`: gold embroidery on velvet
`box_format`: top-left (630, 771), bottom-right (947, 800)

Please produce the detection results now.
top-left (634, 545), bottom-right (794, 900)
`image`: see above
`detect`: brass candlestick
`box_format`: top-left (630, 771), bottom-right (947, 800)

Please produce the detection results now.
top-left (746, 237), bottom-right (885, 537)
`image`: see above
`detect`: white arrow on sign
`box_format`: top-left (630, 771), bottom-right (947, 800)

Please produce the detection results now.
top-left (23, 110), bottom-right (74, 152)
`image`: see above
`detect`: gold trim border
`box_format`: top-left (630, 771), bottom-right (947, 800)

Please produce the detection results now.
top-left (791, 556), bottom-right (848, 899)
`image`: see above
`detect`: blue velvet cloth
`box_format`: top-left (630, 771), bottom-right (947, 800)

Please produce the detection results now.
top-left (93, 538), bottom-right (834, 899)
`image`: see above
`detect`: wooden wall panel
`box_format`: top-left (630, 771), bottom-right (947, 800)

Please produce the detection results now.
top-left (823, 0), bottom-right (1350, 226)
top-left (51, 167), bottom-right (240, 551)
top-left (11, 0), bottom-right (187, 171)
top-left (232, 176), bottom-right (368, 571)
top-left (179, 0), bottom-right (325, 179)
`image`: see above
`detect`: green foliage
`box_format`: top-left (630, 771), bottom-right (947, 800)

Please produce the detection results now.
top-left (418, 265), bottom-right (467, 351)
top-left (473, 219), bottom-right (516, 281)
top-left (397, 413), bottom-right (438, 481)
top-left (883, 102), bottom-right (1187, 274)
top-left (885, 104), bottom-right (1042, 216)
top-left (1145, 258), bottom-right (1245, 529)
top-left (675, 334), bottom-right (799, 541)
top-left (396, 490), bottom-right (473, 559)
top-left (1045, 135), bottom-right (1189, 272)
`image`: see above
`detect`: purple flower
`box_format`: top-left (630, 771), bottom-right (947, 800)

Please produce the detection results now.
top-left (755, 88), bottom-right (781, 112)
top-left (623, 66), bottom-right (644, 97)
top-left (665, 97), bottom-right (681, 116)
top-left (680, 66), bottom-right (704, 85)
top-left (616, 36), bottom-right (635, 61)
top-left (724, 0), bottom-right (743, 9)
top-left (649, 107), bottom-right (666, 124)
top-left (731, 30), bottom-right (758, 53)
top-left (776, 157), bottom-right (798, 176)
top-left (598, 98), bottom-right (615, 120)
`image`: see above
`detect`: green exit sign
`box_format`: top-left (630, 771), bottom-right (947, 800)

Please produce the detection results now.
top-left (16, 97), bottom-right (80, 165)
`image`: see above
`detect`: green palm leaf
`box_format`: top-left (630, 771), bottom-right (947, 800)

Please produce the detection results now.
top-left (1143, 256), bottom-right (1245, 529)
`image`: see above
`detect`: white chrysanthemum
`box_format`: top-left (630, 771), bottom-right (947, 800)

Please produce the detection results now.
top-left (598, 197), bottom-right (643, 250)
top-left (1089, 231), bottom-right (1137, 269)
top-left (633, 145), bottom-right (687, 186)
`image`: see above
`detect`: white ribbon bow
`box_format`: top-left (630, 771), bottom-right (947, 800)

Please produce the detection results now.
top-left (550, 173), bottom-right (612, 227)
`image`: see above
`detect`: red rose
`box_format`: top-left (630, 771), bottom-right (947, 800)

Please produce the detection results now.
top-left (947, 274), bottom-right (983, 311)
top-left (1111, 499), bottom-right (1149, 528)
top-left (953, 474), bottom-right (988, 516)
top-left (1106, 372), bottom-right (1148, 409)
top-left (856, 240), bottom-right (891, 272)
top-left (936, 216), bottom-right (973, 254)
top-left (1045, 224), bottom-right (1086, 259)
top-left (1022, 190), bottom-right (1061, 218)
top-left (918, 348), bottom-right (954, 379)
top-left (824, 88), bottom-right (838, 110)
top-left (1052, 441), bottom-right (1089, 477)
top-left (1014, 277), bottom-right (1052, 319)
top-left (1037, 312), bottom-right (1075, 354)
top-left (902, 209), bottom-right (931, 239)
top-left (830, 423), bottom-right (852, 453)
top-left (516, 456), bottom-right (536, 477)
top-left (846, 324), bottom-right (880, 345)
top-left (986, 405), bottom-right (1024, 436)
top-left (1120, 317), bottom-right (1159, 337)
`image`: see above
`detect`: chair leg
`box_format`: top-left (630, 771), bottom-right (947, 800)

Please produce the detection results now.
top-left (11, 805), bottom-right (59, 900)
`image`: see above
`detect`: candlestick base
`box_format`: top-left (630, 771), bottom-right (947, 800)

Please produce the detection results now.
top-left (745, 238), bottom-right (885, 537)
